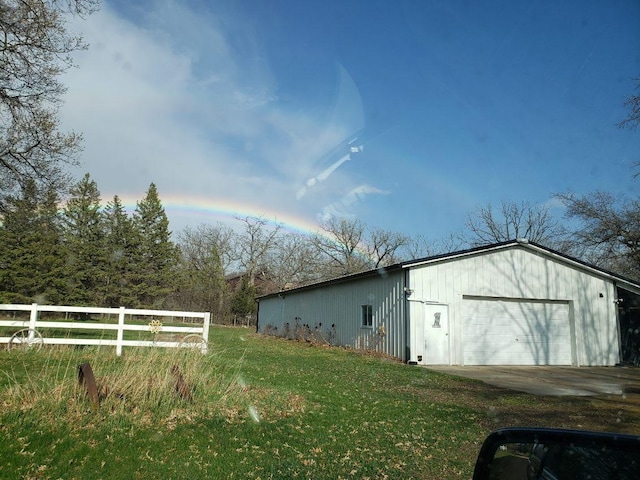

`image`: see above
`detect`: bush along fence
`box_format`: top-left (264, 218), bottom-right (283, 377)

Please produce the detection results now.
top-left (0, 304), bottom-right (210, 355)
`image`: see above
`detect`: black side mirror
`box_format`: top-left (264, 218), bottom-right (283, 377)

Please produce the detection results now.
top-left (473, 428), bottom-right (640, 480)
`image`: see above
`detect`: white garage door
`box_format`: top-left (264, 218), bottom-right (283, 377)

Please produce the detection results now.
top-left (462, 298), bottom-right (573, 365)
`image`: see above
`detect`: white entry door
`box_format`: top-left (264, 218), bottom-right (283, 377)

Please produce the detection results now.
top-left (423, 304), bottom-right (450, 365)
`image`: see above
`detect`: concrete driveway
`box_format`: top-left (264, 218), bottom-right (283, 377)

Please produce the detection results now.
top-left (426, 366), bottom-right (640, 396)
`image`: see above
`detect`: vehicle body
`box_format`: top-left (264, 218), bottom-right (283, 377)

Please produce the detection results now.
top-left (473, 428), bottom-right (640, 480)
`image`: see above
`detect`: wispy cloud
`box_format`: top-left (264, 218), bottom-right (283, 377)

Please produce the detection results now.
top-left (59, 1), bottom-right (382, 231)
top-left (319, 185), bottom-right (390, 222)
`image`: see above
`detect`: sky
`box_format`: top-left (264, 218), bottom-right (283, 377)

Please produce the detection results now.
top-left (59, 0), bottom-right (640, 242)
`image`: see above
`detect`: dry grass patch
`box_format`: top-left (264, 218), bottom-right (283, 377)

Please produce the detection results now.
top-left (0, 345), bottom-right (304, 432)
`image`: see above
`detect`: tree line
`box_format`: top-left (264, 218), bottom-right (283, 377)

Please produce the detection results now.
top-left (0, 175), bottom-right (176, 308)
top-left (0, 173), bottom-right (420, 321)
top-left (2, 169), bottom-right (639, 324)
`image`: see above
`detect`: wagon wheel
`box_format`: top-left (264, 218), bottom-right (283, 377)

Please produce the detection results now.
top-left (8, 328), bottom-right (44, 351)
top-left (179, 334), bottom-right (208, 350)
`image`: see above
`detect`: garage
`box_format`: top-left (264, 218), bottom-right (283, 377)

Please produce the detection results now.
top-left (461, 297), bottom-right (573, 365)
top-left (258, 239), bottom-right (640, 366)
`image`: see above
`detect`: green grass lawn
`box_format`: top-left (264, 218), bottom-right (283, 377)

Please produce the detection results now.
top-left (1, 327), bottom-right (639, 479)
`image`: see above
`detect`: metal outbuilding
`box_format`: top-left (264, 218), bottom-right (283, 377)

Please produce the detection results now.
top-left (256, 240), bottom-right (640, 366)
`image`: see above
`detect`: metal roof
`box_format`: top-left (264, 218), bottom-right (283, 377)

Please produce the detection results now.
top-left (258, 239), bottom-right (640, 299)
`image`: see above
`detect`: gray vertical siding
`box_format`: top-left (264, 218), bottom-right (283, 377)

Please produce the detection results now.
top-left (258, 242), bottom-right (636, 366)
top-left (407, 246), bottom-right (620, 365)
top-left (258, 269), bottom-right (407, 360)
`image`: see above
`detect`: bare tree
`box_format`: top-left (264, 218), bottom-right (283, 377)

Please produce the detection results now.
top-left (235, 216), bottom-right (282, 291)
top-left (174, 223), bottom-right (238, 314)
top-left (618, 77), bottom-right (640, 177)
top-left (367, 227), bottom-right (410, 268)
top-left (618, 78), bottom-right (640, 130)
top-left (312, 217), bottom-right (370, 277)
top-left (311, 218), bottom-right (412, 277)
top-left (464, 200), bottom-right (567, 248)
top-left (547, 76), bottom-right (640, 278)
top-left (544, 78), bottom-right (640, 277)
top-left (179, 223), bottom-right (236, 272)
top-left (402, 233), bottom-right (463, 260)
top-left (557, 192), bottom-right (640, 280)
top-left (264, 233), bottom-right (322, 292)
top-left (0, 0), bottom-right (99, 208)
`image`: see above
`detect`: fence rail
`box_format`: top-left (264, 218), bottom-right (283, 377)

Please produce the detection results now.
top-left (0, 304), bottom-right (210, 355)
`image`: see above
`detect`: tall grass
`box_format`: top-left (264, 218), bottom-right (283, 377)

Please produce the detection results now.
top-left (1, 345), bottom-right (246, 431)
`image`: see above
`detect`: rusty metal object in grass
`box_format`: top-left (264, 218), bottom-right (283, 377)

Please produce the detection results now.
top-left (78, 362), bottom-right (100, 411)
top-left (170, 365), bottom-right (193, 402)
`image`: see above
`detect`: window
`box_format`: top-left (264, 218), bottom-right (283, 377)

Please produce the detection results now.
top-left (361, 304), bottom-right (373, 327)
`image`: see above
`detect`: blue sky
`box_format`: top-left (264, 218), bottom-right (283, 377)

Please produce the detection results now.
top-left (60, 0), bottom-right (640, 241)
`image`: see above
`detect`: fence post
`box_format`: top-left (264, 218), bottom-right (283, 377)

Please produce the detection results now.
top-left (29, 303), bottom-right (38, 341)
top-left (202, 312), bottom-right (211, 354)
top-left (116, 307), bottom-right (125, 356)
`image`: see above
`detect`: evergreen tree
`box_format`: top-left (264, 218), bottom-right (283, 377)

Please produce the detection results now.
top-left (103, 195), bottom-right (139, 307)
top-left (230, 275), bottom-right (257, 323)
top-left (37, 188), bottom-right (68, 303)
top-left (132, 183), bottom-right (178, 308)
top-left (62, 173), bottom-right (105, 305)
top-left (0, 180), bottom-right (66, 304)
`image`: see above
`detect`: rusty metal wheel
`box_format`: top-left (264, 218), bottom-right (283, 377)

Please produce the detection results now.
top-left (8, 328), bottom-right (44, 350)
top-left (179, 334), bottom-right (208, 351)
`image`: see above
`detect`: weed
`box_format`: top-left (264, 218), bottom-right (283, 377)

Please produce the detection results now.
top-left (263, 321), bottom-right (337, 346)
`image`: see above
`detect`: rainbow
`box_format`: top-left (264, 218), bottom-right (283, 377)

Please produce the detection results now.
top-left (103, 193), bottom-right (376, 261)
top-left (106, 193), bottom-right (324, 236)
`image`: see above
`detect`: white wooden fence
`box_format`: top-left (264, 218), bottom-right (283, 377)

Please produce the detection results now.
top-left (0, 304), bottom-right (210, 355)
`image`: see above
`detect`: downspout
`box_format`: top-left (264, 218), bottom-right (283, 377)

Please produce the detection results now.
top-left (280, 293), bottom-right (285, 332)
top-left (614, 281), bottom-right (622, 365)
top-left (404, 267), bottom-right (410, 363)
top-left (255, 299), bottom-right (260, 333)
